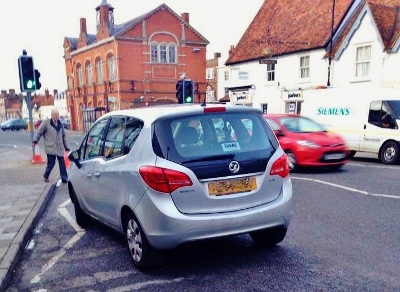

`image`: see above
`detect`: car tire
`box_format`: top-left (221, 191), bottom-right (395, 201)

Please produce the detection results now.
top-left (286, 151), bottom-right (298, 172)
top-left (10, 126), bottom-right (15, 131)
top-left (124, 212), bottom-right (162, 271)
top-left (249, 226), bottom-right (287, 247)
top-left (69, 187), bottom-right (92, 227)
top-left (348, 150), bottom-right (357, 158)
top-left (379, 141), bottom-right (399, 165)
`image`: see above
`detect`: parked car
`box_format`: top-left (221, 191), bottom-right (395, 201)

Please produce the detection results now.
top-left (67, 104), bottom-right (293, 270)
top-left (264, 114), bottom-right (349, 172)
top-left (0, 118), bottom-right (27, 131)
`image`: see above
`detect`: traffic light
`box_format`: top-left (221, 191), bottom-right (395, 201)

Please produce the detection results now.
top-left (176, 80), bottom-right (184, 104)
top-left (18, 55), bottom-right (36, 92)
top-left (183, 80), bottom-right (194, 104)
top-left (34, 69), bottom-right (41, 90)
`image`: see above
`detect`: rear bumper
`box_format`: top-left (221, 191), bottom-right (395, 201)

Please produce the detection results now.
top-left (133, 183), bottom-right (293, 249)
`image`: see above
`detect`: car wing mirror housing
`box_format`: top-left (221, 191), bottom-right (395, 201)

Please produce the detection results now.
top-left (68, 150), bottom-right (81, 169)
top-left (274, 130), bottom-right (284, 137)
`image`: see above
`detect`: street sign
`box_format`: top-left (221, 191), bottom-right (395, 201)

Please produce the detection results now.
top-left (259, 59), bottom-right (277, 65)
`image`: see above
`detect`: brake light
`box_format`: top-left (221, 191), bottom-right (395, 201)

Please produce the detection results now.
top-left (204, 107), bottom-right (226, 113)
top-left (270, 154), bottom-right (290, 178)
top-left (139, 166), bottom-right (193, 193)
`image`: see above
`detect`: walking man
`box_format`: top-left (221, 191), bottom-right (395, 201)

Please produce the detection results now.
top-left (33, 108), bottom-right (70, 183)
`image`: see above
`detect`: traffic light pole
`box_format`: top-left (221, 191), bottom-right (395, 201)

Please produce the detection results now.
top-left (26, 92), bottom-right (35, 158)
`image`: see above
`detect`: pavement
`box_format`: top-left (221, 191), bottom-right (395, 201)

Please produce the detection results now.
top-left (0, 138), bottom-right (69, 290)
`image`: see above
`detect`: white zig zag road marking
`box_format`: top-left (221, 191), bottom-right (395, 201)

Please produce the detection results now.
top-left (291, 176), bottom-right (399, 199)
top-left (31, 199), bottom-right (85, 284)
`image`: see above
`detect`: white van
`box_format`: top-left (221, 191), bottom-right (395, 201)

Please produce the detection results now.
top-left (301, 87), bottom-right (400, 165)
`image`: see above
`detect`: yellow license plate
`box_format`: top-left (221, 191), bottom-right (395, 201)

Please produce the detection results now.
top-left (208, 177), bottom-right (257, 196)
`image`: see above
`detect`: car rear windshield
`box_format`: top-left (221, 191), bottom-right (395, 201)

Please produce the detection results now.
top-left (152, 111), bottom-right (278, 164)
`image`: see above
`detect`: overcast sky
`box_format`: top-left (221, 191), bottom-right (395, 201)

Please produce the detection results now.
top-left (1, 0), bottom-right (264, 93)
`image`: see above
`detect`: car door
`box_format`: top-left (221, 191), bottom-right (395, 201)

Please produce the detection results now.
top-left (89, 116), bottom-right (126, 227)
top-left (73, 118), bottom-right (109, 216)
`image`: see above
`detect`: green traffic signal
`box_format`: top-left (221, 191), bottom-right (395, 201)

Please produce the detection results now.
top-left (18, 55), bottom-right (36, 92)
top-left (26, 79), bottom-right (35, 89)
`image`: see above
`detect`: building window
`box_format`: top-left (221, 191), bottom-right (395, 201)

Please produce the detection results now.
top-left (169, 45), bottom-right (176, 63)
top-left (96, 58), bottom-right (103, 84)
top-left (151, 43), bottom-right (158, 63)
top-left (266, 63), bottom-right (275, 81)
top-left (150, 42), bottom-right (178, 64)
top-left (160, 44), bottom-right (167, 63)
top-left (107, 55), bottom-right (116, 82)
top-left (206, 68), bottom-right (214, 80)
top-left (299, 56), bottom-right (310, 79)
top-left (224, 71), bottom-right (229, 81)
top-left (68, 76), bottom-right (74, 89)
top-left (77, 64), bottom-right (83, 87)
top-left (355, 45), bottom-right (371, 77)
top-left (86, 62), bottom-right (93, 85)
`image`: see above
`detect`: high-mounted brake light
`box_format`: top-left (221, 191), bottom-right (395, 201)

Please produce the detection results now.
top-left (204, 107), bottom-right (226, 113)
top-left (270, 154), bottom-right (290, 178)
top-left (139, 165), bottom-right (193, 193)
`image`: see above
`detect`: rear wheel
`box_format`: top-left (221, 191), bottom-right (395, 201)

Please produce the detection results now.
top-left (69, 187), bottom-right (92, 227)
top-left (380, 141), bottom-right (399, 165)
top-left (249, 226), bottom-right (287, 247)
top-left (10, 126), bottom-right (15, 131)
top-left (124, 212), bottom-right (162, 271)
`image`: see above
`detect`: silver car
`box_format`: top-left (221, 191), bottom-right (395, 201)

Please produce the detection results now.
top-left (67, 104), bottom-right (293, 270)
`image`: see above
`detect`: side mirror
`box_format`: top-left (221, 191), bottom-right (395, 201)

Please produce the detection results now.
top-left (273, 129), bottom-right (284, 137)
top-left (68, 150), bottom-right (81, 169)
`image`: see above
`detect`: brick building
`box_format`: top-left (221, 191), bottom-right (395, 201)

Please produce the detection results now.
top-left (63, 1), bottom-right (209, 131)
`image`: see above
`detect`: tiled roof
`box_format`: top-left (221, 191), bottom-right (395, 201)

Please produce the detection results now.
top-left (226, 0), bottom-right (354, 65)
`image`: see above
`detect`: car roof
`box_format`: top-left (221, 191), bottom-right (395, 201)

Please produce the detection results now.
top-left (104, 104), bottom-right (263, 123)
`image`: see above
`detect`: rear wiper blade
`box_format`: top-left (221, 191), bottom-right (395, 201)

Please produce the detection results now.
top-left (182, 154), bottom-right (235, 164)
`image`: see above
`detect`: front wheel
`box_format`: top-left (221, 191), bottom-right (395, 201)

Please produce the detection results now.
top-left (380, 141), bottom-right (399, 165)
top-left (249, 226), bottom-right (287, 247)
top-left (124, 212), bottom-right (162, 271)
top-left (69, 187), bottom-right (92, 227)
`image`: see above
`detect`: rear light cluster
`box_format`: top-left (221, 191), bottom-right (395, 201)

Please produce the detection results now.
top-left (139, 166), bottom-right (193, 193)
top-left (270, 154), bottom-right (290, 178)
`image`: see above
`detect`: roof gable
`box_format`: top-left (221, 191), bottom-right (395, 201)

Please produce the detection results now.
top-left (226, 0), bottom-right (354, 65)
top-left (331, 0), bottom-right (400, 59)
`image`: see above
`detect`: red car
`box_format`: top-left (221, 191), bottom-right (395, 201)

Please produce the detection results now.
top-left (264, 114), bottom-right (349, 172)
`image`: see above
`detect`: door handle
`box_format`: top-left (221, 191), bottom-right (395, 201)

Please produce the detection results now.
top-left (86, 173), bottom-right (92, 178)
top-left (94, 172), bottom-right (101, 177)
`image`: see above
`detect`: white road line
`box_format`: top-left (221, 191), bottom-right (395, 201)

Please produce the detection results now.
top-left (291, 176), bottom-right (399, 199)
top-left (347, 162), bottom-right (400, 170)
top-left (107, 278), bottom-right (184, 292)
top-left (30, 200), bottom-right (85, 284)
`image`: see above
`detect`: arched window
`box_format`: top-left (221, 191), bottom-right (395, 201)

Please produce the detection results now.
top-left (150, 42), bottom-right (177, 64)
top-left (96, 57), bottom-right (103, 84)
top-left (86, 61), bottom-right (93, 85)
top-left (76, 64), bottom-right (83, 87)
top-left (67, 75), bottom-right (74, 89)
top-left (107, 54), bottom-right (116, 81)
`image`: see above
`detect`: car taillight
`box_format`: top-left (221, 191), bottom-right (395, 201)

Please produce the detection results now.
top-left (204, 107), bottom-right (226, 113)
top-left (139, 166), bottom-right (193, 193)
top-left (270, 154), bottom-right (289, 178)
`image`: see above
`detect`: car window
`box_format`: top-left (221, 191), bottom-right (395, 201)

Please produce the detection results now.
top-left (104, 117), bottom-right (125, 159)
top-left (82, 118), bottom-right (109, 159)
top-left (280, 116), bottom-right (325, 133)
top-left (153, 112), bottom-right (275, 163)
top-left (124, 118), bottom-right (144, 154)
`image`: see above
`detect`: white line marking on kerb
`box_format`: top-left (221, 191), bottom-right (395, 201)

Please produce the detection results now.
top-left (291, 176), bottom-right (399, 199)
top-left (31, 199), bottom-right (85, 284)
